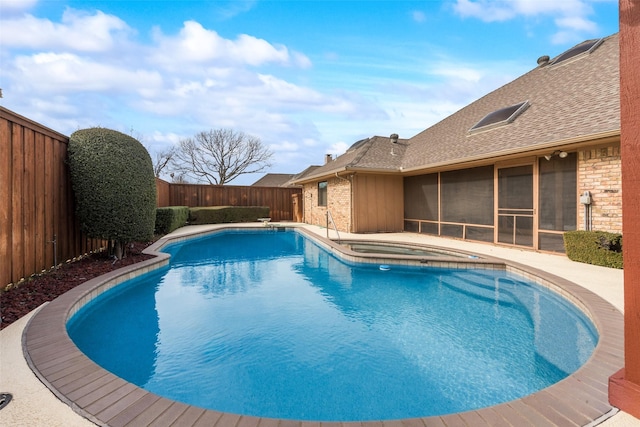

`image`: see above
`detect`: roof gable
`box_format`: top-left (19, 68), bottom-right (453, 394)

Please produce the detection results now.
top-left (293, 135), bottom-right (409, 182)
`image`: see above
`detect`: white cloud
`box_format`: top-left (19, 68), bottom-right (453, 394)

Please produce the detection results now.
top-left (412, 11), bottom-right (426, 23)
top-left (212, 0), bottom-right (258, 20)
top-left (1, 7), bottom-right (330, 141)
top-left (0, 0), bottom-right (38, 14)
top-left (453, 0), bottom-right (516, 22)
top-left (13, 52), bottom-right (162, 94)
top-left (149, 21), bottom-right (309, 68)
top-left (3, 2), bottom-right (577, 181)
top-left (292, 51), bottom-right (313, 69)
top-left (271, 140), bottom-right (300, 152)
top-left (256, 74), bottom-right (327, 105)
top-left (452, 0), bottom-right (601, 43)
top-left (328, 141), bottom-right (350, 156)
top-left (555, 16), bottom-right (599, 32)
top-left (453, 0), bottom-right (592, 21)
top-left (302, 138), bottom-right (318, 147)
top-left (430, 64), bottom-right (482, 82)
top-left (29, 96), bottom-right (79, 116)
top-left (0, 9), bottom-right (131, 52)
top-left (149, 131), bottom-right (184, 147)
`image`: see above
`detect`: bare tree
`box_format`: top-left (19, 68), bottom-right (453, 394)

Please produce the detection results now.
top-left (152, 147), bottom-right (176, 178)
top-left (169, 172), bottom-right (190, 183)
top-left (173, 128), bottom-right (273, 185)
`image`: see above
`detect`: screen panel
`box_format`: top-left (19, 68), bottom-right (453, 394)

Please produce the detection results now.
top-left (441, 166), bottom-right (494, 225)
top-left (404, 174), bottom-right (438, 221)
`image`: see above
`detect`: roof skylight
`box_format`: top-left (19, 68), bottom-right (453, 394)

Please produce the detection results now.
top-left (469, 101), bottom-right (530, 133)
top-left (551, 38), bottom-right (603, 65)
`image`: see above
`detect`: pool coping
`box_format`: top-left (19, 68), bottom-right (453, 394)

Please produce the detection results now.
top-left (22, 224), bottom-right (623, 427)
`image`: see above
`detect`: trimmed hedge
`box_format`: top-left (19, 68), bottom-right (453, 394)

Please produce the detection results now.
top-left (563, 230), bottom-right (623, 269)
top-left (188, 206), bottom-right (269, 225)
top-left (68, 128), bottom-right (156, 246)
top-left (155, 206), bottom-right (189, 235)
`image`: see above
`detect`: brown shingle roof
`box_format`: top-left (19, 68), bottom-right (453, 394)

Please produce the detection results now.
top-left (251, 173), bottom-right (296, 187)
top-left (294, 136), bottom-right (409, 182)
top-left (404, 33), bottom-right (619, 170)
top-left (255, 166), bottom-right (324, 186)
top-left (290, 165), bottom-right (322, 182)
top-left (294, 33), bottom-right (619, 183)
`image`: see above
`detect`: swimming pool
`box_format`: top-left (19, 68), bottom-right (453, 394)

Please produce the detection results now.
top-left (67, 228), bottom-right (597, 422)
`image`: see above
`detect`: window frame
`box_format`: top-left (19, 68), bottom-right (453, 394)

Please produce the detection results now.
top-left (469, 101), bottom-right (530, 133)
top-left (317, 181), bottom-right (328, 207)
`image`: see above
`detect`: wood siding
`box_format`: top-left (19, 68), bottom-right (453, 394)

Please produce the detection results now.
top-left (1, 107), bottom-right (103, 286)
top-left (158, 182), bottom-right (301, 222)
top-left (352, 174), bottom-right (403, 233)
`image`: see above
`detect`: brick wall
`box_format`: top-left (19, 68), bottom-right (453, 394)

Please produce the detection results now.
top-left (302, 177), bottom-right (352, 232)
top-left (327, 177), bottom-right (351, 231)
top-left (578, 144), bottom-right (622, 233)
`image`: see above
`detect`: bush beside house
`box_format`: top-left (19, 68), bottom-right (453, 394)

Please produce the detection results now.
top-left (564, 230), bottom-right (623, 269)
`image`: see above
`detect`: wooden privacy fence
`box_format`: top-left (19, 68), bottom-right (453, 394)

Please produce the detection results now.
top-left (0, 107), bottom-right (301, 288)
top-left (0, 106), bottom-right (301, 286)
top-left (157, 179), bottom-right (302, 222)
top-left (1, 107), bottom-right (103, 286)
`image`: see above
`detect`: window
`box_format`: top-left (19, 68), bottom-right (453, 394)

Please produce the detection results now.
top-left (469, 101), bottom-right (529, 133)
top-left (551, 38), bottom-right (603, 66)
top-left (318, 181), bottom-right (327, 206)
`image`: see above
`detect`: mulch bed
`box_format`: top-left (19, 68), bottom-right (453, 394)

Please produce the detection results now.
top-left (0, 241), bottom-right (155, 330)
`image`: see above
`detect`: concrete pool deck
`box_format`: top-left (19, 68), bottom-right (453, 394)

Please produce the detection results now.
top-left (1, 223), bottom-right (639, 426)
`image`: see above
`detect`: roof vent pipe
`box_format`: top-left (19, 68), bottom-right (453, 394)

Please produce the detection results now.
top-left (390, 133), bottom-right (399, 144)
top-left (537, 55), bottom-right (550, 66)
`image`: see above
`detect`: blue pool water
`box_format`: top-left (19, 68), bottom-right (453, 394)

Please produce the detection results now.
top-left (67, 229), bottom-right (597, 421)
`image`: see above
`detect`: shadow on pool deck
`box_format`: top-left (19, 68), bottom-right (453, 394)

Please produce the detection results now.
top-left (8, 224), bottom-right (636, 426)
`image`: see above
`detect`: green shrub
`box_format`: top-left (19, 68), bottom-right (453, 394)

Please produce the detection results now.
top-left (563, 230), bottom-right (623, 269)
top-left (188, 206), bottom-right (269, 225)
top-left (155, 206), bottom-right (189, 235)
top-left (68, 128), bottom-right (157, 258)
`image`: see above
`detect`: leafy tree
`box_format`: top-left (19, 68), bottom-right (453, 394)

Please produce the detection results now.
top-left (172, 128), bottom-right (273, 185)
top-left (68, 128), bottom-right (157, 259)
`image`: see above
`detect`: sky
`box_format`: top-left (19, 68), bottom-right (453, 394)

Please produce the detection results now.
top-left (0, 0), bottom-right (619, 185)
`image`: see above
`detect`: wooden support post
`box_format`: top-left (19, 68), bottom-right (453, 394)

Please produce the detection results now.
top-left (609, 0), bottom-right (640, 419)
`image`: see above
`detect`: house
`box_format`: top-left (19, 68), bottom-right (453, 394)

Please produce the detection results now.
top-left (252, 166), bottom-right (323, 188)
top-left (293, 33), bottom-right (621, 253)
top-left (252, 173), bottom-right (297, 187)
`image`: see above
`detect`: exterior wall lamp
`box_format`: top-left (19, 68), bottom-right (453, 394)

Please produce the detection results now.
top-left (544, 150), bottom-right (568, 161)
